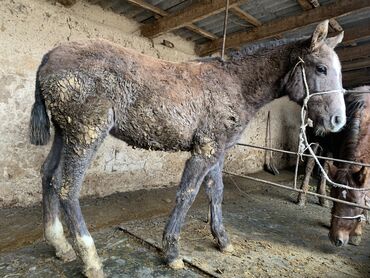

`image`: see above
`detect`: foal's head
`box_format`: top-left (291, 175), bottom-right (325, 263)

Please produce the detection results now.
top-left (282, 20), bottom-right (345, 135)
top-left (328, 165), bottom-right (370, 247)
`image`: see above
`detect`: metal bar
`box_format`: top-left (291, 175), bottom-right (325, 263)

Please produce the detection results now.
top-left (235, 143), bottom-right (370, 168)
top-left (223, 171), bottom-right (370, 210)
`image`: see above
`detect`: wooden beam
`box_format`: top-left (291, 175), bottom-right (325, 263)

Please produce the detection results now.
top-left (141, 0), bottom-right (246, 38)
top-left (229, 6), bottom-right (262, 26)
top-left (126, 0), bottom-right (217, 40)
top-left (342, 57), bottom-right (370, 71)
top-left (342, 22), bottom-right (370, 44)
top-left (126, 0), bottom-right (167, 16)
top-left (337, 43), bottom-right (370, 62)
top-left (296, 0), bottom-right (343, 32)
top-left (343, 68), bottom-right (370, 87)
top-left (196, 0), bottom-right (370, 56)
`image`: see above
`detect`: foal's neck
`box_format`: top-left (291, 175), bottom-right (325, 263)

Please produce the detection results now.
top-left (229, 39), bottom-right (307, 111)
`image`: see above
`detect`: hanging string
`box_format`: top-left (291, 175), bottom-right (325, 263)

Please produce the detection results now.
top-left (221, 0), bottom-right (230, 60)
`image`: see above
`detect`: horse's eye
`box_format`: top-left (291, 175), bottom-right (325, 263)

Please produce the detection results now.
top-left (316, 65), bottom-right (327, 75)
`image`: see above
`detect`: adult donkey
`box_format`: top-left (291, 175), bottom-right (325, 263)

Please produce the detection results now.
top-left (30, 20), bottom-right (345, 277)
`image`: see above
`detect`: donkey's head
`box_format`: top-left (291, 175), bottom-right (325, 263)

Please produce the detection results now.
top-left (328, 165), bottom-right (370, 247)
top-left (283, 20), bottom-right (345, 135)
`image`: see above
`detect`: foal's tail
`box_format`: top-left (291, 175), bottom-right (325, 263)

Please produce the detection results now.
top-left (29, 55), bottom-right (50, 146)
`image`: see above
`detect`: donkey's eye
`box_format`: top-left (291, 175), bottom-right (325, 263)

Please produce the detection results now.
top-left (316, 65), bottom-right (327, 75)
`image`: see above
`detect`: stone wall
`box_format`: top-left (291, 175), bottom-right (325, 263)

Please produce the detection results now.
top-left (0, 0), bottom-right (300, 207)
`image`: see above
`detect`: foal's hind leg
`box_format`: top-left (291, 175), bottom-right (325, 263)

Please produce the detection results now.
top-left (42, 126), bottom-right (75, 262)
top-left (163, 143), bottom-right (224, 269)
top-left (56, 101), bottom-right (113, 278)
top-left (204, 156), bottom-right (233, 253)
top-left (58, 139), bottom-right (107, 278)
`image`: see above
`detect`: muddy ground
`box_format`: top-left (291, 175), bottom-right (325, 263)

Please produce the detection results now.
top-left (0, 170), bottom-right (369, 277)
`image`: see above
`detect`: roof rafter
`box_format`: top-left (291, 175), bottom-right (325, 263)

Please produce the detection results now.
top-left (196, 0), bottom-right (370, 56)
top-left (126, 0), bottom-right (218, 40)
top-left (229, 6), bottom-right (261, 26)
top-left (337, 43), bottom-right (370, 62)
top-left (342, 57), bottom-right (370, 71)
top-left (141, 0), bottom-right (247, 38)
top-left (296, 0), bottom-right (343, 32)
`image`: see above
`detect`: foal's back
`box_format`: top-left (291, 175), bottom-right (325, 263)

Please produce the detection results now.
top-left (37, 39), bottom-right (244, 152)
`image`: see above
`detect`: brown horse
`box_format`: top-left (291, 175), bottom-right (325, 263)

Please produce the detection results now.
top-left (29, 21), bottom-right (345, 277)
top-left (328, 86), bottom-right (370, 247)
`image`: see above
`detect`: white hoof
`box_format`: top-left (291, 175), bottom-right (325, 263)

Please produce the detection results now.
top-left (168, 258), bottom-right (185, 269)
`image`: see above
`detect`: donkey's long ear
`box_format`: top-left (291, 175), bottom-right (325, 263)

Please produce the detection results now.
top-left (310, 20), bottom-right (329, 52)
top-left (325, 32), bottom-right (344, 49)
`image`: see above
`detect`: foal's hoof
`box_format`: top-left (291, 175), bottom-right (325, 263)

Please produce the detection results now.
top-left (349, 235), bottom-right (362, 246)
top-left (168, 258), bottom-right (185, 270)
top-left (84, 267), bottom-right (105, 278)
top-left (220, 243), bottom-right (234, 253)
top-left (297, 199), bottom-right (306, 207)
top-left (56, 247), bottom-right (76, 262)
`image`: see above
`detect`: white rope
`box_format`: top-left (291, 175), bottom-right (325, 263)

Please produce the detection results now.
top-left (295, 57), bottom-right (370, 192)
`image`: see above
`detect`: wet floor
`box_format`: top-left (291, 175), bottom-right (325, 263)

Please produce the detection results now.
top-left (0, 170), bottom-right (369, 277)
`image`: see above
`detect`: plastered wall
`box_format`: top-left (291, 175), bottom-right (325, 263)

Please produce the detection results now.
top-left (0, 0), bottom-right (300, 207)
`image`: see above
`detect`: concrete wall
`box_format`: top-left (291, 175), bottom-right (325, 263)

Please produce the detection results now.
top-left (0, 0), bottom-right (300, 207)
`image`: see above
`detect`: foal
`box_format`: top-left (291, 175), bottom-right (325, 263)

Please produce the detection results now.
top-left (328, 86), bottom-right (370, 247)
top-left (30, 21), bottom-right (345, 277)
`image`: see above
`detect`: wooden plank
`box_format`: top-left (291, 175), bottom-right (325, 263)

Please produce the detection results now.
top-left (196, 0), bottom-right (370, 56)
top-left (296, 0), bottom-right (343, 32)
top-left (185, 25), bottom-right (218, 40)
top-left (343, 68), bottom-right (370, 87)
top-left (342, 22), bottom-right (370, 44)
top-left (126, 0), bottom-right (168, 16)
top-left (337, 43), bottom-right (370, 62)
top-left (229, 6), bottom-right (261, 26)
top-left (342, 57), bottom-right (370, 71)
top-left (126, 0), bottom-right (217, 40)
top-left (296, 0), bottom-right (312, 10)
top-left (141, 0), bottom-right (247, 38)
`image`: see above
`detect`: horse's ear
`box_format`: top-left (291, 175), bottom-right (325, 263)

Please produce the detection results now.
top-left (325, 32), bottom-right (344, 49)
top-left (352, 166), bottom-right (368, 184)
top-left (327, 162), bottom-right (338, 178)
top-left (310, 20), bottom-right (329, 52)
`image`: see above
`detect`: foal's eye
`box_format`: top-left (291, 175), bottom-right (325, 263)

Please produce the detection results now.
top-left (316, 65), bottom-right (327, 75)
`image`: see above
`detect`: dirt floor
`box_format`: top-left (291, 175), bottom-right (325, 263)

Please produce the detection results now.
top-left (0, 170), bottom-right (369, 277)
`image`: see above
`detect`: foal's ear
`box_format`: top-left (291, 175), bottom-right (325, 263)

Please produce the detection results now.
top-left (310, 20), bottom-right (329, 52)
top-left (352, 166), bottom-right (369, 185)
top-left (325, 32), bottom-right (344, 49)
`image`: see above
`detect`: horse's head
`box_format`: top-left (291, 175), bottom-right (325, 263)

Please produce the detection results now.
top-left (328, 165), bottom-right (370, 247)
top-left (283, 20), bottom-right (345, 135)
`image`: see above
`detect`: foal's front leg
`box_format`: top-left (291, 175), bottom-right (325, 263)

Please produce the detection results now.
top-left (163, 149), bottom-right (223, 269)
top-left (204, 157), bottom-right (233, 252)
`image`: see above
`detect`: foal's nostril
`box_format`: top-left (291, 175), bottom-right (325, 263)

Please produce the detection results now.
top-left (335, 239), bottom-right (344, 247)
top-left (331, 114), bottom-right (345, 129)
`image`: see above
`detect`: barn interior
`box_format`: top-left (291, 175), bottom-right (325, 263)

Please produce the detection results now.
top-left (0, 0), bottom-right (370, 277)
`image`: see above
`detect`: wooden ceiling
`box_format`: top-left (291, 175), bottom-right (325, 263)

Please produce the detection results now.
top-left (64, 0), bottom-right (370, 88)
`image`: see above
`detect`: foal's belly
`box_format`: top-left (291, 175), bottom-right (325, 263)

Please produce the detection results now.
top-left (110, 108), bottom-right (198, 152)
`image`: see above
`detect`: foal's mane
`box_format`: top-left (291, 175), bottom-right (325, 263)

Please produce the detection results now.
top-left (195, 36), bottom-right (310, 62)
top-left (228, 36), bottom-right (310, 60)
